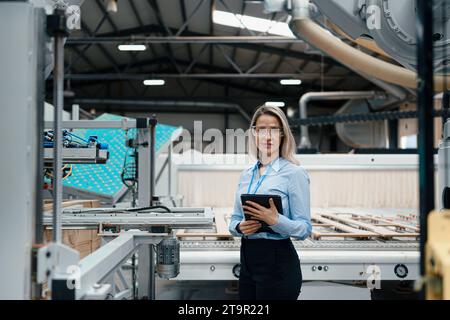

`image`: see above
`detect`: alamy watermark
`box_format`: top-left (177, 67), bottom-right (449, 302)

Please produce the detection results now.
top-left (170, 121), bottom-right (251, 166)
top-left (366, 5), bottom-right (382, 30)
top-left (66, 264), bottom-right (81, 290)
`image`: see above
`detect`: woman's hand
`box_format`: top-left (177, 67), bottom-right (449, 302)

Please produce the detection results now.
top-left (238, 220), bottom-right (262, 235)
top-left (242, 198), bottom-right (279, 226)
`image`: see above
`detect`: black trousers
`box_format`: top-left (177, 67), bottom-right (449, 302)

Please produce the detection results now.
top-left (239, 238), bottom-right (302, 300)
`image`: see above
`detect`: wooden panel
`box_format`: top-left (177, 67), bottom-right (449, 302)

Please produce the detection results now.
top-left (176, 208), bottom-right (233, 239)
top-left (319, 213), bottom-right (419, 238)
top-left (350, 213), bottom-right (420, 232)
top-left (311, 214), bottom-right (376, 236)
top-left (311, 231), bottom-right (380, 239)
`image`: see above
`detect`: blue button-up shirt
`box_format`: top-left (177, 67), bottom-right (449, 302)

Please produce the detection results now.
top-left (228, 156), bottom-right (312, 240)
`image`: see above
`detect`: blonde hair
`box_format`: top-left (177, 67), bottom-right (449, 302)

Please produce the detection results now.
top-left (248, 105), bottom-right (299, 165)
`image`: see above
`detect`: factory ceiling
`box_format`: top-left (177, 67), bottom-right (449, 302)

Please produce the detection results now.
top-left (49, 0), bottom-right (380, 116)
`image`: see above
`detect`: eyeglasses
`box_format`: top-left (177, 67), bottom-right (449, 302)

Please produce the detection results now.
top-left (251, 126), bottom-right (284, 137)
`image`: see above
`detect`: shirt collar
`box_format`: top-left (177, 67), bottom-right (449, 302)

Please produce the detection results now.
top-left (254, 156), bottom-right (283, 172)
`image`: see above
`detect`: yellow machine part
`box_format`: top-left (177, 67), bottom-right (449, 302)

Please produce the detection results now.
top-left (426, 210), bottom-right (450, 300)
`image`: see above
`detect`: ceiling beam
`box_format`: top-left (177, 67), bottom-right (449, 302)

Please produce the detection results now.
top-left (80, 21), bottom-right (121, 73)
top-left (63, 73), bottom-right (355, 81)
top-left (59, 55), bottom-right (340, 90)
top-left (179, 0), bottom-right (193, 62)
top-left (67, 24), bottom-right (341, 67)
top-left (55, 73), bottom-right (292, 97)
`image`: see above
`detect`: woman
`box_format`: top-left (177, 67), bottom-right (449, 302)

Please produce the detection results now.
top-left (228, 105), bottom-right (312, 300)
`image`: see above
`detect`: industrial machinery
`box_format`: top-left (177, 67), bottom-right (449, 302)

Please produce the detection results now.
top-left (425, 119), bottom-right (450, 300)
top-left (264, 0), bottom-right (450, 74)
top-left (38, 116), bottom-right (206, 300)
top-left (425, 210), bottom-right (450, 300)
top-left (38, 207), bottom-right (214, 300)
top-left (43, 130), bottom-right (109, 166)
top-left (0, 2), bottom-right (210, 300)
top-left (0, 0), bottom-right (448, 301)
top-left (165, 155), bottom-right (421, 300)
top-left (439, 119), bottom-right (450, 210)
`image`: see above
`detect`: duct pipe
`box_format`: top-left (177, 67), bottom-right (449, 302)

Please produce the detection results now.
top-left (346, 65), bottom-right (409, 101)
top-left (291, 19), bottom-right (450, 91)
top-left (298, 91), bottom-right (388, 148)
top-left (70, 98), bottom-right (252, 123)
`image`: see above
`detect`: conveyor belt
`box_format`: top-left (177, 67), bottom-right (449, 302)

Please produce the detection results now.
top-left (180, 239), bottom-right (419, 251)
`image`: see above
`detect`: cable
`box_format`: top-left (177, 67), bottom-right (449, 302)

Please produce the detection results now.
top-left (62, 165), bottom-right (73, 180)
top-left (62, 205), bottom-right (172, 215)
top-left (65, 131), bottom-right (89, 144)
top-left (121, 130), bottom-right (138, 207)
top-left (126, 205), bottom-right (171, 213)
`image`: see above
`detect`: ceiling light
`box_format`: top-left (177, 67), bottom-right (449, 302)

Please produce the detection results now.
top-left (118, 44), bottom-right (147, 51)
top-left (280, 79), bottom-right (302, 85)
top-left (106, 0), bottom-right (118, 13)
top-left (212, 10), bottom-right (295, 38)
top-left (265, 101), bottom-right (285, 107)
top-left (143, 79), bottom-right (165, 86)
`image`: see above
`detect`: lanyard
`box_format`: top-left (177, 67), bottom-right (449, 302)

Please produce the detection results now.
top-left (246, 162), bottom-right (272, 194)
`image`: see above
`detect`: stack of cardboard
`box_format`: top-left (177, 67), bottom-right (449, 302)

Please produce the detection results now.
top-left (43, 200), bottom-right (101, 258)
top-left (44, 228), bottom-right (101, 259)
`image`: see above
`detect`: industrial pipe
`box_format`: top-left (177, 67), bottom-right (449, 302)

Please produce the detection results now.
top-left (70, 98), bottom-right (252, 123)
top-left (291, 19), bottom-right (450, 91)
top-left (346, 65), bottom-right (409, 101)
top-left (298, 91), bottom-right (388, 148)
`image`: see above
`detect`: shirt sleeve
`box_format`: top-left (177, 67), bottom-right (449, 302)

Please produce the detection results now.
top-left (269, 166), bottom-right (312, 240)
top-left (229, 171), bottom-right (245, 237)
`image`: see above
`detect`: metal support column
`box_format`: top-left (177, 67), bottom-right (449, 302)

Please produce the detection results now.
top-left (137, 116), bottom-right (157, 207)
top-left (416, 0), bottom-right (435, 299)
top-left (32, 7), bottom-right (47, 300)
top-left (72, 104), bottom-right (80, 120)
top-left (150, 116), bottom-right (157, 206)
top-left (388, 119), bottom-right (399, 149)
top-left (168, 142), bottom-right (173, 197)
top-left (48, 10), bottom-right (68, 243)
top-left (137, 244), bottom-right (155, 300)
top-left (137, 125), bottom-right (150, 207)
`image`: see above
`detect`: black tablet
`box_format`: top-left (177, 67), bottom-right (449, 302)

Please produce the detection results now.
top-left (240, 194), bottom-right (283, 234)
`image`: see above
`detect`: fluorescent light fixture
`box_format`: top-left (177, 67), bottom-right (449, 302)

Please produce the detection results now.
top-left (118, 44), bottom-right (147, 51)
top-left (280, 79), bottom-right (302, 85)
top-left (265, 101), bottom-right (285, 107)
top-left (143, 79), bottom-right (165, 86)
top-left (212, 10), bottom-right (295, 38)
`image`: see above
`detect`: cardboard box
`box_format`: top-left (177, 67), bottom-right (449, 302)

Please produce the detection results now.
top-left (44, 228), bottom-right (101, 259)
